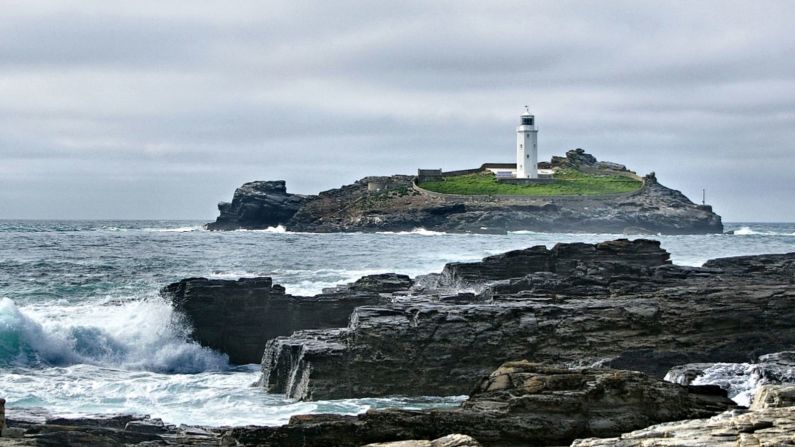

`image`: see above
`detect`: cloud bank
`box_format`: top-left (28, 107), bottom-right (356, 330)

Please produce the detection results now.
top-left (1, 0), bottom-right (794, 220)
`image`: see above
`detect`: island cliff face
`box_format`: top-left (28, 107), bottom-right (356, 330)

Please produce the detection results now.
top-left (206, 150), bottom-right (723, 234)
top-left (207, 180), bottom-right (310, 231)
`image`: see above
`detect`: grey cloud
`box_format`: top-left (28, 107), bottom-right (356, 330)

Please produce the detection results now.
top-left (1, 0), bottom-right (794, 220)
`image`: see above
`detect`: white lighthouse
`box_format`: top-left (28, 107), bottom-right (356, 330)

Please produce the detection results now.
top-left (516, 107), bottom-right (538, 179)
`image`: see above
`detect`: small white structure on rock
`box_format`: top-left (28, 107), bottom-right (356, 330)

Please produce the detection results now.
top-left (516, 107), bottom-right (538, 179)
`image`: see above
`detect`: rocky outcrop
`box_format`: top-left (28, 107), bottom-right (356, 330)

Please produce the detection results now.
top-left (206, 180), bottom-right (311, 230)
top-left (349, 273), bottom-right (414, 293)
top-left (260, 244), bottom-right (795, 400)
top-left (572, 384), bottom-right (795, 446)
top-left (0, 365), bottom-right (735, 447)
top-left (752, 384), bottom-right (795, 410)
top-left (206, 150), bottom-right (723, 234)
top-left (703, 252), bottom-right (795, 279)
top-left (162, 276), bottom-right (401, 364)
top-left (441, 239), bottom-right (670, 285)
top-left (229, 363), bottom-right (735, 447)
top-left (1, 397), bottom-right (5, 436)
top-left (0, 411), bottom-right (223, 446)
top-left (550, 148), bottom-right (598, 168)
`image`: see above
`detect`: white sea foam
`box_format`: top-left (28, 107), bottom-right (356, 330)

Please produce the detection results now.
top-left (143, 226), bottom-right (204, 233)
top-left (665, 361), bottom-right (795, 407)
top-left (734, 226), bottom-right (758, 235)
top-left (732, 226), bottom-right (795, 236)
top-left (0, 297), bottom-right (228, 373)
top-left (376, 228), bottom-right (450, 236)
top-left (234, 225), bottom-right (287, 233)
top-left (0, 363), bottom-right (463, 426)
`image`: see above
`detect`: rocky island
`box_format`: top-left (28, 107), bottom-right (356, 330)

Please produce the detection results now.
top-left (206, 149), bottom-right (723, 234)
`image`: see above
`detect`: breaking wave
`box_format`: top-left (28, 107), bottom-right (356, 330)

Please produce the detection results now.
top-left (235, 225), bottom-right (288, 233)
top-left (0, 297), bottom-right (229, 373)
top-left (732, 226), bottom-right (795, 236)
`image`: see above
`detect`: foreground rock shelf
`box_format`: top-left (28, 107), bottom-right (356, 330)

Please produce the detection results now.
top-left (229, 362), bottom-right (735, 447)
top-left (0, 363), bottom-right (739, 446)
top-left (572, 384), bottom-right (795, 446)
top-left (7, 241), bottom-right (795, 446)
top-left (258, 241), bottom-right (795, 400)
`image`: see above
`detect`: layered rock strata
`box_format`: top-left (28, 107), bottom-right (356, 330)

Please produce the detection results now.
top-left (0, 411), bottom-right (222, 446)
top-left (572, 384), bottom-right (795, 446)
top-left (229, 363), bottom-right (735, 447)
top-left (206, 150), bottom-right (723, 234)
top-left (260, 242), bottom-right (795, 400)
top-left (163, 275), bottom-right (408, 364)
top-left (441, 238), bottom-right (670, 285)
top-left (206, 180), bottom-right (310, 230)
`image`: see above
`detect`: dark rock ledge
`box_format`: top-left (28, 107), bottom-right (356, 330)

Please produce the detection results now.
top-left (228, 362), bottom-right (736, 447)
top-left (572, 384), bottom-right (795, 446)
top-left (0, 363), bottom-right (737, 446)
top-left (162, 274), bottom-right (410, 364)
top-left (162, 240), bottom-right (795, 400)
top-left (259, 243), bottom-right (795, 400)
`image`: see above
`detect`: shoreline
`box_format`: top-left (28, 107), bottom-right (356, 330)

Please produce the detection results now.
top-left (2, 229), bottom-right (794, 445)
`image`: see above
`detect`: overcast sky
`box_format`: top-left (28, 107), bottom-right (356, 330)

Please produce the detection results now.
top-left (1, 0), bottom-right (793, 221)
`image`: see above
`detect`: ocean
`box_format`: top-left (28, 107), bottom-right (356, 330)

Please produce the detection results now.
top-left (1, 220), bottom-right (794, 426)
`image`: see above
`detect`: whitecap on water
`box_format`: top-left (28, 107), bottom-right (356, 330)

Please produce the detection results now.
top-left (142, 226), bottom-right (204, 233)
top-left (234, 225), bottom-right (287, 233)
top-left (376, 228), bottom-right (450, 236)
top-left (731, 225), bottom-right (795, 236)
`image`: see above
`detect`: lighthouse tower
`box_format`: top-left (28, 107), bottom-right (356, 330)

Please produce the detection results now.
top-left (516, 107), bottom-right (538, 179)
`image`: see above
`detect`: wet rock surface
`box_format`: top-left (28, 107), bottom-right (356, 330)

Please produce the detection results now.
top-left (162, 276), bottom-right (397, 364)
top-left (206, 151), bottom-right (723, 234)
top-left (206, 180), bottom-right (311, 231)
top-left (441, 238), bottom-right (670, 285)
top-left (572, 384), bottom-right (795, 447)
top-left (228, 363), bottom-right (735, 447)
top-left (10, 240), bottom-right (795, 446)
top-left (0, 365), bottom-right (735, 446)
top-left (1, 411), bottom-right (222, 446)
top-left (260, 242), bottom-right (795, 400)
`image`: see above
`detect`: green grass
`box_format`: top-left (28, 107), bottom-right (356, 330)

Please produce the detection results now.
top-left (419, 169), bottom-right (642, 196)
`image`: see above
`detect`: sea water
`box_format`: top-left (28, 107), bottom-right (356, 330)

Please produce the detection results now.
top-left (1, 220), bottom-right (793, 426)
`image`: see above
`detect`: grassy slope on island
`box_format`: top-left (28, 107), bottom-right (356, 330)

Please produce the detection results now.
top-left (419, 169), bottom-right (643, 196)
